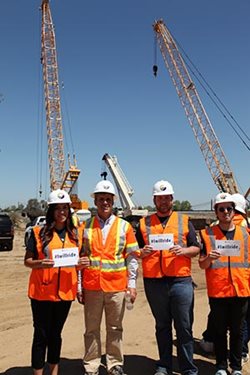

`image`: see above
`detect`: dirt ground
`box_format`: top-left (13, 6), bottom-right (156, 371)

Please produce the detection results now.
top-left (0, 228), bottom-right (249, 375)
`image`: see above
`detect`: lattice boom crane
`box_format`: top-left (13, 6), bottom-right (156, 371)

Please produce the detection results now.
top-left (41, 0), bottom-right (87, 209)
top-left (153, 19), bottom-right (239, 194)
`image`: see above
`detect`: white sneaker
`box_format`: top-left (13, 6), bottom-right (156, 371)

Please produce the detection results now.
top-left (231, 371), bottom-right (242, 375)
top-left (154, 367), bottom-right (170, 375)
top-left (242, 352), bottom-right (249, 365)
top-left (214, 370), bottom-right (227, 375)
top-left (199, 338), bottom-right (214, 353)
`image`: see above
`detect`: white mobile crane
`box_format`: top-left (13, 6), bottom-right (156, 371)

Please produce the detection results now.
top-left (101, 153), bottom-right (148, 222)
top-left (153, 19), bottom-right (249, 199)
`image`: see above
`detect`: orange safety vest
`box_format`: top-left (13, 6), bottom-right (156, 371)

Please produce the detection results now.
top-left (140, 212), bottom-right (191, 278)
top-left (233, 213), bottom-right (249, 229)
top-left (200, 225), bottom-right (250, 298)
top-left (82, 216), bottom-right (139, 292)
top-left (28, 226), bottom-right (82, 301)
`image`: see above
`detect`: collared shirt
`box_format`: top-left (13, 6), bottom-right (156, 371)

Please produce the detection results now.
top-left (96, 213), bottom-right (116, 244)
top-left (96, 214), bottom-right (138, 288)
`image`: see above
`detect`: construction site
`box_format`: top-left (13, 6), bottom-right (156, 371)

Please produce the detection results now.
top-left (0, 1), bottom-right (250, 375)
top-left (21, 1), bottom-right (249, 225)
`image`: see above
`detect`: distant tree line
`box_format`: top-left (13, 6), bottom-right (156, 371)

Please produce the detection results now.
top-left (142, 200), bottom-right (192, 212)
top-left (0, 199), bottom-right (47, 221)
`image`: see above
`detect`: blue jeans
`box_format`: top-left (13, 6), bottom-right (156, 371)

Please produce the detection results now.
top-left (144, 277), bottom-right (198, 375)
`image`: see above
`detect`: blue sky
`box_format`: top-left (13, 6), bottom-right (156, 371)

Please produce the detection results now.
top-left (0, 0), bottom-right (249, 209)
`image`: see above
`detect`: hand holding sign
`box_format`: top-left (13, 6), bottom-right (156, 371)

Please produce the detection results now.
top-left (149, 234), bottom-right (174, 250)
top-left (169, 244), bottom-right (185, 256)
top-left (52, 247), bottom-right (79, 267)
top-left (215, 240), bottom-right (240, 257)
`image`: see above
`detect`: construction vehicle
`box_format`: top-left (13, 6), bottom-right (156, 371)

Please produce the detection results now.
top-left (41, 0), bottom-right (88, 211)
top-left (153, 19), bottom-right (249, 198)
top-left (101, 153), bottom-right (148, 223)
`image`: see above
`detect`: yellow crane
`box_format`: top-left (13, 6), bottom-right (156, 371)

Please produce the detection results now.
top-left (41, 0), bottom-right (88, 210)
top-left (153, 19), bottom-right (246, 196)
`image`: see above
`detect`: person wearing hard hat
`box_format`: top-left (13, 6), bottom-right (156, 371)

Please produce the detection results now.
top-left (200, 193), bottom-right (250, 358)
top-left (79, 180), bottom-right (140, 375)
top-left (199, 192), bottom-right (250, 375)
top-left (231, 193), bottom-right (250, 365)
top-left (232, 193), bottom-right (249, 229)
top-left (136, 180), bottom-right (200, 375)
top-left (24, 189), bottom-right (90, 375)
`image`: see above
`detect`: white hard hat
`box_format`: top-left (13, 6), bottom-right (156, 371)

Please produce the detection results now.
top-left (91, 180), bottom-right (116, 198)
top-left (47, 189), bottom-right (71, 205)
top-left (153, 180), bottom-right (174, 196)
top-left (232, 193), bottom-right (246, 214)
top-left (213, 192), bottom-right (234, 209)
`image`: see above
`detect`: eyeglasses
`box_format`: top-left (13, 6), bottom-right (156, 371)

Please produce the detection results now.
top-left (218, 206), bottom-right (234, 213)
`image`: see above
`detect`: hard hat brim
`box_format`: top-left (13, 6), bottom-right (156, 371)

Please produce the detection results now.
top-left (91, 192), bottom-right (117, 199)
top-left (235, 206), bottom-right (246, 214)
top-left (153, 192), bottom-right (174, 196)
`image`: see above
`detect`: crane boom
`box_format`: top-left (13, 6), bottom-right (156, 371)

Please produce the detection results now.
top-left (41, 0), bottom-right (65, 190)
top-left (153, 19), bottom-right (239, 194)
top-left (41, 0), bottom-right (80, 195)
top-left (102, 153), bottom-right (148, 220)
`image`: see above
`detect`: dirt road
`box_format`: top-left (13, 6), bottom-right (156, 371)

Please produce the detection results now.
top-left (0, 229), bottom-right (249, 375)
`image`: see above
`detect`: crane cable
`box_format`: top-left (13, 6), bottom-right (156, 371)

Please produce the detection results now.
top-left (153, 34), bottom-right (158, 77)
top-left (173, 36), bottom-right (250, 152)
top-left (36, 10), bottom-right (45, 200)
top-left (54, 23), bottom-right (76, 162)
top-left (61, 81), bottom-right (76, 158)
top-left (154, 26), bottom-right (250, 152)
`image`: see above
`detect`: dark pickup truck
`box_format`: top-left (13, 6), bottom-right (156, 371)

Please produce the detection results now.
top-left (0, 213), bottom-right (14, 251)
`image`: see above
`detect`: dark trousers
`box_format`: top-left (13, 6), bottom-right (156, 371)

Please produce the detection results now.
top-left (31, 299), bottom-right (72, 369)
top-left (202, 307), bottom-right (215, 342)
top-left (209, 297), bottom-right (248, 371)
top-left (144, 277), bottom-right (198, 375)
top-left (242, 297), bottom-right (250, 355)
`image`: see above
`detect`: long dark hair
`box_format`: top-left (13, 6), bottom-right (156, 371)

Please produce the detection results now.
top-left (39, 204), bottom-right (79, 251)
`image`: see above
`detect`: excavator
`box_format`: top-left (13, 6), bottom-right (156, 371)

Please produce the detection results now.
top-left (40, 0), bottom-right (89, 214)
top-left (101, 153), bottom-right (148, 225)
top-left (153, 19), bottom-right (249, 201)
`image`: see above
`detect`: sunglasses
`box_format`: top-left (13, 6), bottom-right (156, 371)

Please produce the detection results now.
top-left (218, 206), bottom-right (234, 213)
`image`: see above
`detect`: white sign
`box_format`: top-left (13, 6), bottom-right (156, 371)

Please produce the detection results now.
top-left (52, 247), bottom-right (79, 267)
top-left (149, 234), bottom-right (174, 250)
top-left (215, 240), bottom-right (241, 257)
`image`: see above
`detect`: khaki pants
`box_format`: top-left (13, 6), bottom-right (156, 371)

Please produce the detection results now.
top-left (83, 290), bottom-right (125, 372)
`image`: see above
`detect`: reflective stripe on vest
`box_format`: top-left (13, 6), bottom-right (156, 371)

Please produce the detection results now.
top-left (201, 225), bottom-right (250, 298)
top-left (140, 212), bottom-right (191, 278)
top-left (83, 216), bottom-right (139, 291)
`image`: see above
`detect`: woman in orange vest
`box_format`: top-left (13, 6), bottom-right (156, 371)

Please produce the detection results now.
top-left (199, 192), bottom-right (250, 375)
top-left (24, 189), bottom-right (89, 375)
